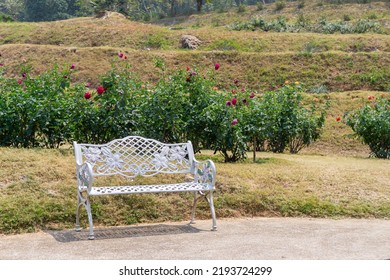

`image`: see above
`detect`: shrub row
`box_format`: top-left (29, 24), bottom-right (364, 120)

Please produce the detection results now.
top-left (343, 94), bottom-right (390, 159)
top-left (231, 16), bottom-right (381, 34)
top-left (3, 57), bottom-right (386, 161)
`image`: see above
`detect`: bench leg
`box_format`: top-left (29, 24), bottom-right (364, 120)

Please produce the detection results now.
top-left (75, 191), bottom-right (95, 240)
top-left (75, 200), bottom-right (82, 232)
top-left (75, 191), bottom-right (84, 232)
top-left (85, 199), bottom-right (95, 240)
top-left (190, 192), bottom-right (200, 224)
top-left (206, 191), bottom-right (217, 231)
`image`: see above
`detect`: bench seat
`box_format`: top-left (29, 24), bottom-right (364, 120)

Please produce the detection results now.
top-left (84, 182), bottom-right (212, 196)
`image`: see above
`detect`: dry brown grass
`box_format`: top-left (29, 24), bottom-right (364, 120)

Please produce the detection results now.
top-left (1, 1), bottom-right (390, 234)
top-left (1, 90), bottom-right (390, 234)
top-left (303, 90), bottom-right (374, 157)
top-left (1, 44), bottom-right (389, 91)
top-left (1, 137), bottom-right (389, 234)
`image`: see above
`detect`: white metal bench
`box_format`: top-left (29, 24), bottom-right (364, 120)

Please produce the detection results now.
top-left (73, 136), bottom-right (217, 240)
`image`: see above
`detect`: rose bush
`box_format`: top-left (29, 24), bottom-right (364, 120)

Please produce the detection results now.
top-left (0, 65), bottom-right (75, 148)
top-left (0, 57), bottom-right (329, 161)
top-left (343, 94), bottom-right (390, 159)
top-left (72, 59), bottom-right (145, 144)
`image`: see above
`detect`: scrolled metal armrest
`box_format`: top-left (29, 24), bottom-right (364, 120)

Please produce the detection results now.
top-left (76, 162), bottom-right (94, 194)
top-left (193, 159), bottom-right (216, 187)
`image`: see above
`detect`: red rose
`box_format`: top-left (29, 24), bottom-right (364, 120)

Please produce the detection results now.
top-left (232, 98), bottom-right (237, 105)
top-left (96, 86), bottom-right (105, 95)
top-left (84, 92), bottom-right (92, 99)
top-left (336, 117), bottom-right (341, 122)
top-left (214, 63), bottom-right (220, 70)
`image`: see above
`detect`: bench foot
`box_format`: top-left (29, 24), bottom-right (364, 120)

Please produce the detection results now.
top-left (211, 226), bottom-right (217, 231)
top-left (75, 226), bottom-right (81, 232)
top-left (88, 235), bottom-right (95, 240)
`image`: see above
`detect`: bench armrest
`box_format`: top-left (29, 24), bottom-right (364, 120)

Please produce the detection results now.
top-left (193, 159), bottom-right (216, 188)
top-left (76, 162), bottom-right (94, 194)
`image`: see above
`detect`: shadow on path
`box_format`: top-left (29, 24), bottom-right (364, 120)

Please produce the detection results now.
top-left (46, 224), bottom-right (200, 243)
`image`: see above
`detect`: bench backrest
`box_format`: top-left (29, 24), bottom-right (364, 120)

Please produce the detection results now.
top-left (74, 136), bottom-right (195, 178)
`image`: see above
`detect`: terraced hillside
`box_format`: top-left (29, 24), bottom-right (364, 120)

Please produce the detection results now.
top-left (0, 1), bottom-right (389, 92)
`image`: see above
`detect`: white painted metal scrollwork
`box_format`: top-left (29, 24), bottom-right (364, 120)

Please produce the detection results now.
top-left (79, 136), bottom-right (191, 178)
top-left (73, 136), bottom-right (217, 239)
top-left (194, 159), bottom-right (216, 187)
top-left (76, 163), bottom-right (93, 193)
top-left (75, 162), bottom-right (95, 239)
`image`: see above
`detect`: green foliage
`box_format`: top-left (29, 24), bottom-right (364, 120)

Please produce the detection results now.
top-left (202, 89), bottom-right (251, 162)
top-left (207, 39), bottom-right (242, 51)
top-left (297, 0), bottom-right (305, 9)
top-left (24, 0), bottom-right (70, 22)
top-left (72, 59), bottom-right (143, 144)
top-left (343, 94), bottom-right (390, 159)
top-left (0, 65), bottom-right (75, 148)
top-left (256, 2), bottom-right (264, 11)
top-left (0, 11), bottom-right (14, 22)
top-left (300, 41), bottom-right (325, 57)
top-left (257, 83), bottom-right (328, 153)
top-left (143, 33), bottom-right (170, 49)
top-left (231, 16), bottom-right (382, 34)
top-left (0, 61), bottom-right (329, 161)
top-left (275, 0), bottom-right (286, 11)
top-left (237, 4), bottom-right (246, 13)
top-left (309, 84), bottom-right (329, 94)
top-left (137, 65), bottom-right (216, 153)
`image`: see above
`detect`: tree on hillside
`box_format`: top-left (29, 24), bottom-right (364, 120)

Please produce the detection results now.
top-left (24, 0), bottom-right (70, 21)
top-left (167, 0), bottom-right (185, 16)
top-left (0, 0), bottom-right (23, 20)
top-left (196, 0), bottom-right (202, 12)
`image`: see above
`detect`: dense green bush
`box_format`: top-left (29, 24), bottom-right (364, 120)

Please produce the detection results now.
top-left (202, 86), bottom-right (252, 162)
top-left (0, 66), bottom-right (75, 148)
top-left (72, 59), bottom-right (144, 144)
top-left (343, 94), bottom-right (390, 159)
top-left (137, 66), bottom-right (216, 152)
top-left (0, 59), bottom-right (329, 161)
top-left (0, 12), bottom-right (14, 22)
top-left (254, 83), bottom-right (328, 154)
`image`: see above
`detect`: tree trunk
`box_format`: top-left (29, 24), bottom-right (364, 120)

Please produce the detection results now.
top-left (170, 0), bottom-right (176, 16)
top-left (253, 137), bottom-right (257, 163)
top-left (196, 0), bottom-right (202, 12)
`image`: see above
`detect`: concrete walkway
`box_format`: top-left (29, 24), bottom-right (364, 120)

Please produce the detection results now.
top-left (0, 217), bottom-right (389, 260)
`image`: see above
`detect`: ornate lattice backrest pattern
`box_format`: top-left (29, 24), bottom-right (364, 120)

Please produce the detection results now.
top-left (75, 136), bottom-right (193, 178)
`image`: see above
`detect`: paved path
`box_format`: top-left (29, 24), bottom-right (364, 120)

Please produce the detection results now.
top-left (0, 217), bottom-right (389, 260)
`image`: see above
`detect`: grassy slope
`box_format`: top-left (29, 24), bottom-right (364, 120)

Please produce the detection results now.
top-left (0, 1), bottom-right (390, 234)
top-left (0, 1), bottom-right (389, 90)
